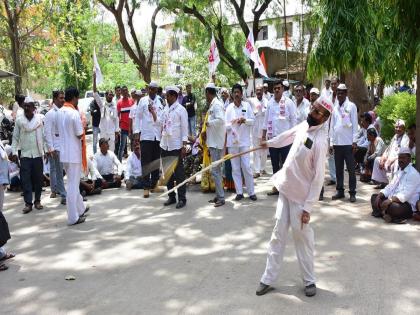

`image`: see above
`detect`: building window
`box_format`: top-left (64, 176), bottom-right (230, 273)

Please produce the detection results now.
top-left (277, 22), bottom-right (293, 38)
top-left (257, 25), bottom-right (268, 41)
top-left (171, 36), bottom-right (180, 51)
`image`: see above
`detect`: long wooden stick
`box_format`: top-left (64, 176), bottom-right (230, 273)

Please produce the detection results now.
top-left (159, 146), bottom-right (262, 198)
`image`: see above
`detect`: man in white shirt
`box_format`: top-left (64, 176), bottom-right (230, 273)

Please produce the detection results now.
top-left (94, 138), bottom-right (123, 189)
top-left (57, 87), bottom-right (87, 225)
top-left (262, 80), bottom-right (297, 196)
top-left (294, 84), bottom-right (311, 124)
top-left (125, 140), bottom-right (144, 190)
top-left (11, 97), bottom-right (45, 214)
top-left (256, 96), bottom-right (334, 298)
top-left (93, 72), bottom-right (119, 152)
top-left (371, 147), bottom-right (420, 223)
top-left (203, 83), bottom-right (226, 207)
top-left (320, 78), bottom-right (333, 101)
top-left (129, 90), bottom-right (142, 142)
top-left (354, 112), bottom-right (374, 170)
top-left (263, 83), bottom-right (271, 100)
top-left (250, 85), bottom-right (268, 178)
top-left (371, 119), bottom-right (410, 188)
top-left (329, 84), bottom-right (358, 202)
top-left (134, 81), bottom-right (164, 197)
top-left (44, 90), bottom-right (66, 205)
top-left (80, 158), bottom-right (103, 198)
top-left (160, 86), bottom-right (189, 209)
top-left (225, 84), bottom-right (257, 201)
top-left (220, 88), bottom-right (230, 111)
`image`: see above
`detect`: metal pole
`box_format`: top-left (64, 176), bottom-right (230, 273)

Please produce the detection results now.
top-left (283, 0), bottom-right (289, 80)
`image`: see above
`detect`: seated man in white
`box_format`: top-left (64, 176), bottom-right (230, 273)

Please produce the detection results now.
top-left (371, 147), bottom-right (420, 223)
top-left (80, 157), bottom-right (104, 198)
top-left (94, 138), bottom-right (124, 189)
top-left (125, 140), bottom-right (145, 191)
top-left (371, 119), bottom-right (409, 188)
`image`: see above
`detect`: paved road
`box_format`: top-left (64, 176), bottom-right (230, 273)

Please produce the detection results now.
top-left (1, 166), bottom-right (420, 315)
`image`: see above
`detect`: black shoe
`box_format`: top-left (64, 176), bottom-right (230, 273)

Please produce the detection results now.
top-left (326, 180), bottom-right (336, 186)
top-left (208, 197), bottom-right (218, 203)
top-left (349, 195), bottom-right (356, 203)
top-left (176, 200), bottom-right (186, 209)
top-left (249, 194), bottom-right (257, 201)
top-left (70, 216), bottom-right (86, 226)
top-left (256, 282), bottom-right (272, 296)
top-left (61, 198), bottom-right (66, 205)
top-left (81, 206), bottom-right (90, 217)
top-left (83, 196), bottom-right (88, 202)
top-left (371, 211), bottom-right (382, 218)
top-left (164, 198), bottom-right (176, 206)
top-left (214, 200), bottom-right (225, 207)
top-left (332, 192), bottom-right (345, 200)
top-left (235, 194), bottom-right (244, 201)
top-left (305, 284), bottom-right (317, 297)
top-left (319, 194), bottom-right (324, 201)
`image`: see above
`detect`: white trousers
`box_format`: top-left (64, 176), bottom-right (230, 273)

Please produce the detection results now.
top-left (371, 157), bottom-right (397, 184)
top-left (261, 193), bottom-right (316, 286)
top-left (252, 136), bottom-right (267, 173)
top-left (100, 133), bottom-right (115, 152)
top-left (63, 163), bottom-right (85, 225)
top-left (229, 146), bottom-right (255, 196)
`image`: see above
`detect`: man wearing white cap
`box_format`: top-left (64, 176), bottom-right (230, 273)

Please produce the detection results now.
top-left (294, 84), bottom-right (311, 124)
top-left (321, 78), bottom-right (332, 100)
top-left (263, 83), bottom-right (271, 100)
top-left (134, 81), bottom-right (164, 198)
top-left (256, 95), bottom-right (334, 298)
top-left (371, 119), bottom-right (409, 188)
top-left (329, 83), bottom-right (358, 202)
top-left (93, 72), bottom-right (119, 152)
top-left (251, 85), bottom-right (268, 178)
top-left (371, 147), bottom-right (420, 223)
top-left (282, 80), bottom-right (291, 99)
top-left (309, 87), bottom-right (320, 105)
top-left (225, 83), bottom-right (257, 201)
top-left (11, 96), bottom-right (45, 214)
top-left (204, 83), bottom-right (226, 207)
top-left (262, 80), bottom-right (297, 196)
top-left (160, 86), bottom-right (189, 209)
top-left (220, 88), bottom-right (230, 110)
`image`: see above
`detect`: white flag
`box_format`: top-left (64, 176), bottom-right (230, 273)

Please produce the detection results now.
top-left (93, 47), bottom-right (103, 85)
top-left (208, 33), bottom-right (220, 76)
top-left (243, 30), bottom-right (268, 77)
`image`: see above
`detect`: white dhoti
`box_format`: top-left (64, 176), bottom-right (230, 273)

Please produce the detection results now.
top-left (252, 136), bottom-right (267, 174)
top-left (63, 162), bottom-right (85, 225)
top-left (100, 133), bottom-right (115, 152)
top-left (229, 146), bottom-right (255, 196)
top-left (261, 193), bottom-right (316, 286)
top-left (371, 157), bottom-right (398, 184)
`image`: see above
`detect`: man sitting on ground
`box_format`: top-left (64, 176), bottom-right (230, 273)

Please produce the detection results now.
top-left (125, 140), bottom-right (144, 191)
top-left (371, 147), bottom-right (420, 223)
top-left (94, 138), bottom-right (123, 189)
top-left (80, 157), bottom-right (103, 198)
top-left (354, 112), bottom-right (374, 172)
top-left (371, 119), bottom-right (409, 188)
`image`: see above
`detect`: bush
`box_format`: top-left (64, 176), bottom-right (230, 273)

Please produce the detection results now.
top-left (376, 92), bottom-right (416, 141)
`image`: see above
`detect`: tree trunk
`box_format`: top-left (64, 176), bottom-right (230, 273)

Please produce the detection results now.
top-left (7, 12), bottom-right (22, 94)
top-left (377, 78), bottom-right (385, 100)
top-left (416, 66), bottom-right (420, 172)
top-left (345, 68), bottom-right (370, 114)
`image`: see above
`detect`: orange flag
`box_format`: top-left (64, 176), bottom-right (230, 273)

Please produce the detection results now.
top-left (260, 51), bottom-right (267, 72)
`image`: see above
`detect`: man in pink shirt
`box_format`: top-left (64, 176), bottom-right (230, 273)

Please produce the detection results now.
top-left (256, 96), bottom-right (333, 298)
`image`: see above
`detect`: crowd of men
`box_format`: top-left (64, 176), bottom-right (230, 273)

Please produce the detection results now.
top-left (0, 74), bottom-right (419, 286)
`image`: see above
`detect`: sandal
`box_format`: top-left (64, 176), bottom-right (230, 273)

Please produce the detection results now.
top-left (0, 263), bottom-right (8, 271)
top-left (0, 252), bottom-right (15, 261)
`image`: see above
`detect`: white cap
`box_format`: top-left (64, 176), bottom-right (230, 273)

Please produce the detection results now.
top-left (135, 90), bottom-right (143, 96)
top-left (256, 84), bottom-right (263, 90)
top-left (337, 83), bottom-right (347, 90)
top-left (220, 87), bottom-right (228, 93)
top-left (149, 81), bottom-right (159, 88)
top-left (315, 95), bottom-right (334, 114)
top-left (282, 80), bottom-right (289, 87)
top-left (130, 88), bottom-right (136, 94)
top-left (310, 87), bottom-right (320, 95)
top-left (395, 119), bottom-right (405, 127)
top-left (165, 85), bottom-right (180, 94)
top-left (205, 82), bottom-right (216, 89)
top-left (398, 147), bottom-right (411, 155)
top-left (24, 95), bottom-right (34, 103)
top-left (263, 83), bottom-right (268, 87)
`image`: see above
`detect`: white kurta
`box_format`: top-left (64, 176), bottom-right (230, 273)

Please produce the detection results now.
top-left (261, 121), bottom-right (328, 287)
top-left (57, 105), bottom-right (85, 225)
top-left (250, 97), bottom-right (268, 173)
top-left (329, 97), bottom-right (358, 146)
top-left (159, 102), bottom-right (188, 151)
top-left (93, 93), bottom-right (119, 152)
top-left (263, 95), bottom-right (297, 140)
top-left (134, 95), bottom-right (164, 141)
top-left (295, 98), bottom-right (311, 124)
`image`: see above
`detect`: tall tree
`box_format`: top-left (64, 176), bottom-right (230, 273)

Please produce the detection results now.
top-left (98, 0), bottom-right (161, 83)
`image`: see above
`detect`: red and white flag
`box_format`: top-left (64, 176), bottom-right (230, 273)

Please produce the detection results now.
top-left (208, 33), bottom-right (220, 76)
top-left (243, 30), bottom-right (268, 77)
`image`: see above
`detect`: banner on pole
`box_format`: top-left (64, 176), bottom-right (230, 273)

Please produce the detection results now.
top-left (243, 30), bottom-right (268, 77)
top-left (208, 34), bottom-right (220, 76)
top-left (93, 47), bottom-right (103, 85)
